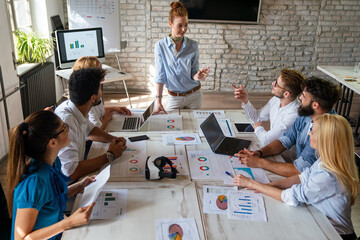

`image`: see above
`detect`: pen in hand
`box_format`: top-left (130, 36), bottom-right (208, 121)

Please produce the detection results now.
top-left (225, 171), bottom-right (234, 178)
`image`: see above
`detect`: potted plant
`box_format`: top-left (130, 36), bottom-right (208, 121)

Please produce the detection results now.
top-left (14, 30), bottom-right (53, 64)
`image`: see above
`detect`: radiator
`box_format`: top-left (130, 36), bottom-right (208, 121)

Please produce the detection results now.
top-left (19, 62), bottom-right (56, 118)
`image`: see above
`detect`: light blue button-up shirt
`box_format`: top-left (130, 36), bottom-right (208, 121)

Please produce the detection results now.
top-left (154, 36), bottom-right (200, 93)
top-left (278, 109), bottom-right (336, 172)
top-left (281, 159), bottom-right (354, 235)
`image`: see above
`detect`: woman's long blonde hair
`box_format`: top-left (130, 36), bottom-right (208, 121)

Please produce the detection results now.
top-left (316, 114), bottom-right (359, 205)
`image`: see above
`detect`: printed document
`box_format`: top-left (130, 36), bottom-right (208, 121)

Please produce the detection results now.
top-left (79, 165), bottom-right (110, 207)
top-left (90, 189), bottom-right (128, 220)
top-left (227, 190), bottom-right (267, 222)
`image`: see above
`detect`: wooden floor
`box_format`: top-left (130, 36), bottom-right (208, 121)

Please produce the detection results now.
top-left (0, 91), bottom-right (359, 235)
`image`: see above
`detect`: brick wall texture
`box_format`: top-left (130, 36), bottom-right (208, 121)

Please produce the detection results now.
top-left (62, 0), bottom-right (360, 93)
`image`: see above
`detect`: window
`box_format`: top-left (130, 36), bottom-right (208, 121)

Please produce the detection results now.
top-left (6, 0), bottom-right (32, 32)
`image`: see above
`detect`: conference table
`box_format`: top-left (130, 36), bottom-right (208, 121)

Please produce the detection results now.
top-left (61, 109), bottom-right (341, 240)
top-left (317, 65), bottom-right (360, 141)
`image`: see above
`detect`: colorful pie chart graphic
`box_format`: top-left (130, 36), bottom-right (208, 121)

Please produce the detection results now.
top-left (129, 167), bottom-right (138, 172)
top-left (169, 224), bottom-right (183, 240)
top-left (197, 157), bottom-right (207, 162)
top-left (129, 159), bottom-right (138, 164)
top-left (216, 195), bottom-right (228, 210)
top-left (175, 137), bottom-right (195, 141)
top-left (167, 125), bottom-right (175, 129)
top-left (167, 119), bottom-right (175, 123)
top-left (200, 166), bottom-right (210, 171)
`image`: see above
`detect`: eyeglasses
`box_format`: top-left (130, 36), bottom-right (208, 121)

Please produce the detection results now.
top-left (51, 123), bottom-right (69, 139)
top-left (274, 79), bottom-right (292, 94)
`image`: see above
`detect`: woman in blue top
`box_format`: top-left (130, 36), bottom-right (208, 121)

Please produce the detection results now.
top-left (234, 114), bottom-right (359, 240)
top-left (154, 1), bottom-right (210, 114)
top-left (6, 111), bottom-right (96, 240)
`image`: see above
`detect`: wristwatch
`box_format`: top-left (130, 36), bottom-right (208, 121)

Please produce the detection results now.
top-left (105, 151), bottom-right (115, 163)
top-left (255, 150), bottom-right (263, 157)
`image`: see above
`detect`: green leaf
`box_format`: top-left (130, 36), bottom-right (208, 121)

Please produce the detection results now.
top-left (14, 30), bottom-right (54, 63)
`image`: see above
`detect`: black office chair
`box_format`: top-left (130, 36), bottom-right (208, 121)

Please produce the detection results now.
top-left (0, 182), bottom-right (12, 239)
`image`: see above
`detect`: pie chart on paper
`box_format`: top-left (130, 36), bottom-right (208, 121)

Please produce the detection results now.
top-left (175, 137), bottom-right (195, 141)
top-left (216, 195), bottom-right (228, 210)
top-left (169, 224), bottom-right (183, 240)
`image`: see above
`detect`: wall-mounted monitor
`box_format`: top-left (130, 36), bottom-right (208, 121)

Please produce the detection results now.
top-left (55, 28), bottom-right (105, 69)
top-left (180, 0), bottom-right (262, 24)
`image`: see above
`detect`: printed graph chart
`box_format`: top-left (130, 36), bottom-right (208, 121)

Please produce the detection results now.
top-left (163, 155), bottom-right (188, 176)
top-left (228, 190), bottom-right (267, 222)
top-left (202, 186), bottom-right (236, 214)
top-left (71, 0), bottom-right (116, 16)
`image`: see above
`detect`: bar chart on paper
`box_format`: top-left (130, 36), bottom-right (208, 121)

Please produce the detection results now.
top-left (227, 190), bottom-right (267, 222)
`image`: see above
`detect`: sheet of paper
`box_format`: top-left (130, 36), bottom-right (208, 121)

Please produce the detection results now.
top-left (187, 151), bottom-right (235, 180)
top-left (111, 139), bottom-right (147, 177)
top-left (89, 139), bottom-right (147, 178)
top-left (90, 189), bottom-right (128, 220)
top-left (229, 156), bottom-right (270, 184)
top-left (227, 190), bottom-right (267, 222)
top-left (79, 165), bottom-right (111, 207)
top-left (163, 155), bottom-right (189, 176)
top-left (193, 110), bottom-right (226, 119)
top-left (223, 174), bottom-right (235, 185)
top-left (197, 118), bottom-right (235, 137)
top-left (162, 134), bottom-right (174, 145)
top-left (203, 185), bottom-right (237, 214)
top-left (173, 133), bottom-right (201, 145)
top-left (155, 218), bottom-right (200, 240)
top-left (162, 133), bottom-right (201, 145)
top-left (147, 114), bottom-right (183, 132)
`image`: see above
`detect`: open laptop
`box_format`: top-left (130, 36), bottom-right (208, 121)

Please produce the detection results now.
top-left (200, 113), bottom-right (251, 156)
top-left (110, 100), bottom-right (155, 131)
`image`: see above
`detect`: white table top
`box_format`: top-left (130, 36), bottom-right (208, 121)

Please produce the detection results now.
top-left (62, 109), bottom-right (341, 240)
top-left (62, 181), bottom-right (206, 240)
top-left (317, 65), bottom-right (360, 95)
top-left (55, 64), bottom-right (132, 84)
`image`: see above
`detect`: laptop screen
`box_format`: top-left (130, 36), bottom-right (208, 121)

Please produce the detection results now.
top-left (141, 100), bottom-right (155, 123)
top-left (200, 113), bottom-right (225, 150)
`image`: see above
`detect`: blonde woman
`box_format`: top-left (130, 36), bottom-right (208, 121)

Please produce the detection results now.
top-left (73, 56), bottom-right (131, 130)
top-left (234, 114), bottom-right (359, 240)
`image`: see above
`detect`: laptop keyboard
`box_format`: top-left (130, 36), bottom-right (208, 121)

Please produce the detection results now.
top-left (123, 117), bottom-right (139, 130)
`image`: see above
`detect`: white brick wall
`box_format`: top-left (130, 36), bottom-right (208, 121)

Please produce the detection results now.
top-left (62, 0), bottom-right (360, 93)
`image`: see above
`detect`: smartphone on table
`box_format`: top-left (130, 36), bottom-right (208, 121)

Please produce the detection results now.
top-left (128, 135), bottom-right (149, 142)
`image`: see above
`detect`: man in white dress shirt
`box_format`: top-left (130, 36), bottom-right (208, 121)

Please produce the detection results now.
top-left (233, 68), bottom-right (305, 146)
top-left (55, 68), bottom-right (127, 180)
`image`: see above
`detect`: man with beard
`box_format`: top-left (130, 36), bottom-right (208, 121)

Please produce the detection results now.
top-left (55, 68), bottom-right (127, 180)
top-left (236, 77), bottom-right (341, 177)
top-left (233, 68), bottom-right (305, 146)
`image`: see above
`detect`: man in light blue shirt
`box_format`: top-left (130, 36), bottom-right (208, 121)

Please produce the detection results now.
top-left (236, 77), bottom-right (341, 177)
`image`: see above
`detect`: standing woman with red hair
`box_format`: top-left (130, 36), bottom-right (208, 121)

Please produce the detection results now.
top-left (154, 1), bottom-right (210, 114)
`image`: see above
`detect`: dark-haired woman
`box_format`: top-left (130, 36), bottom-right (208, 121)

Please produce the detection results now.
top-left (154, 1), bottom-right (210, 114)
top-left (6, 111), bottom-right (96, 240)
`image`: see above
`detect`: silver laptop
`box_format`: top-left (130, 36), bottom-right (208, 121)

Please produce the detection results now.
top-left (109, 100), bottom-right (155, 132)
